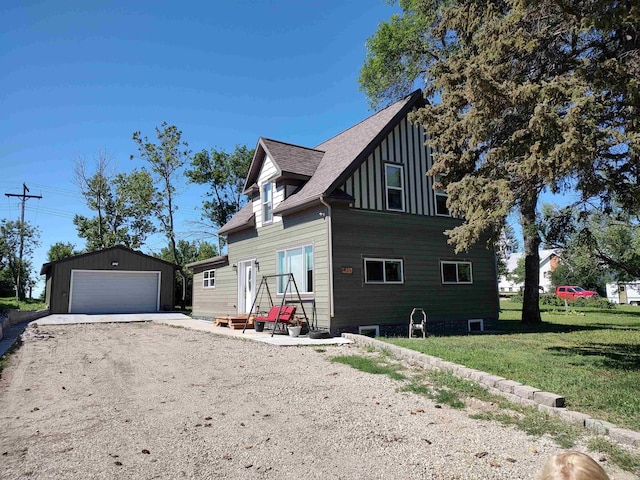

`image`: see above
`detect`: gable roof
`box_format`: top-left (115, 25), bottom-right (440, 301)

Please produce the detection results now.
top-left (243, 138), bottom-right (326, 193)
top-left (217, 202), bottom-right (255, 236)
top-left (40, 245), bottom-right (179, 275)
top-left (273, 90), bottom-right (424, 214)
top-left (220, 89), bottom-right (425, 233)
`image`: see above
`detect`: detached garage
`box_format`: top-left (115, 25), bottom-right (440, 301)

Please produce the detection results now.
top-left (41, 246), bottom-right (178, 314)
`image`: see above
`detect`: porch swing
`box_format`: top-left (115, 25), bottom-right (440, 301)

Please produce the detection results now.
top-left (242, 273), bottom-right (314, 337)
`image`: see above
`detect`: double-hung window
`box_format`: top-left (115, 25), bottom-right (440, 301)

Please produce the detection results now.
top-left (277, 245), bottom-right (313, 294)
top-left (262, 182), bottom-right (273, 223)
top-left (364, 258), bottom-right (404, 284)
top-left (385, 164), bottom-right (405, 212)
top-left (441, 261), bottom-right (473, 284)
top-left (203, 269), bottom-right (215, 288)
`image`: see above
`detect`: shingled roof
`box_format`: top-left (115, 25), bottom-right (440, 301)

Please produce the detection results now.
top-left (220, 89), bottom-right (424, 233)
top-left (243, 138), bottom-right (325, 193)
top-left (217, 202), bottom-right (255, 235)
top-left (274, 90), bottom-right (424, 214)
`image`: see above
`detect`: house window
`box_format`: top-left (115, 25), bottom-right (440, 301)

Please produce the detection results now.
top-left (203, 269), bottom-right (215, 288)
top-left (435, 192), bottom-right (450, 216)
top-left (262, 182), bottom-right (273, 223)
top-left (385, 164), bottom-right (405, 212)
top-left (364, 258), bottom-right (404, 284)
top-left (441, 261), bottom-right (473, 284)
top-left (434, 175), bottom-right (450, 216)
top-left (277, 245), bottom-right (313, 294)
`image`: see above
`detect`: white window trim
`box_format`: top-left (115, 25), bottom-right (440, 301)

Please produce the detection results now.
top-left (468, 319), bottom-right (484, 332)
top-left (203, 269), bottom-right (216, 289)
top-left (385, 163), bottom-right (405, 212)
top-left (364, 257), bottom-right (404, 284)
top-left (276, 244), bottom-right (314, 295)
top-left (359, 325), bottom-right (380, 337)
top-left (435, 191), bottom-right (450, 217)
top-left (262, 182), bottom-right (273, 224)
top-left (440, 261), bottom-right (473, 284)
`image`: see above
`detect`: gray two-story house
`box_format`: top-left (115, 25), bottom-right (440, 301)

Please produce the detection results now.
top-left (188, 90), bottom-right (499, 336)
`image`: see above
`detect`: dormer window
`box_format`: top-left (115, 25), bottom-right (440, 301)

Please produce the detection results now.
top-left (262, 182), bottom-right (273, 223)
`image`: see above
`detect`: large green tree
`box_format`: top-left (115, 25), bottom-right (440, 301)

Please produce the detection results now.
top-left (0, 219), bottom-right (40, 300)
top-left (544, 205), bottom-right (640, 283)
top-left (74, 153), bottom-right (156, 250)
top-left (360, 0), bottom-right (640, 324)
top-left (132, 122), bottom-right (191, 307)
top-left (186, 145), bottom-right (253, 251)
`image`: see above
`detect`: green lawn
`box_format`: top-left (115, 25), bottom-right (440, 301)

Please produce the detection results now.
top-left (0, 296), bottom-right (47, 312)
top-left (383, 302), bottom-right (640, 432)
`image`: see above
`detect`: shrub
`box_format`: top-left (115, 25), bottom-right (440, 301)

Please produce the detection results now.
top-left (510, 293), bottom-right (523, 303)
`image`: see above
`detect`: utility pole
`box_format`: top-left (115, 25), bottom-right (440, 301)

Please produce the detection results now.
top-left (4, 183), bottom-right (42, 300)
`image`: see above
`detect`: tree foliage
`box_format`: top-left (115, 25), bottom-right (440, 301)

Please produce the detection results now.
top-left (543, 205), bottom-right (640, 283)
top-left (360, 0), bottom-right (640, 324)
top-left (74, 152), bottom-right (156, 251)
top-left (0, 219), bottom-right (40, 300)
top-left (186, 145), bottom-right (253, 249)
top-left (154, 240), bottom-right (218, 307)
top-left (46, 242), bottom-right (81, 262)
top-left (132, 122), bottom-right (191, 306)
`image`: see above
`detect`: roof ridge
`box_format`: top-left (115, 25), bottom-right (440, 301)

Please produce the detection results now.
top-left (261, 137), bottom-right (325, 153)
top-left (314, 89), bottom-right (422, 149)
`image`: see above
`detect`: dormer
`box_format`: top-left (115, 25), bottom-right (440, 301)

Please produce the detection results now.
top-left (243, 138), bottom-right (324, 228)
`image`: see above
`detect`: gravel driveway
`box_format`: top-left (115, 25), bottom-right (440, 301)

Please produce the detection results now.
top-left (0, 323), bottom-right (633, 479)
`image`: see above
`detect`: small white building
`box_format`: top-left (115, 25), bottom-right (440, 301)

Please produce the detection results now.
top-left (606, 282), bottom-right (640, 305)
top-left (498, 249), bottom-right (561, 294)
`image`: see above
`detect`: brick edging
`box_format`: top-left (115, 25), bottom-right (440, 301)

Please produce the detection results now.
top-left (341, 333), bottom-right (640, 448)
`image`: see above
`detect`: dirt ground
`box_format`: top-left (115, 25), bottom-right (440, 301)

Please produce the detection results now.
top-left (0, 322), bottom-right (635, 480)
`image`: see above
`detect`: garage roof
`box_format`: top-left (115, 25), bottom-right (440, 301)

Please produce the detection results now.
top-left (40, 245), bottom-right (179, 275)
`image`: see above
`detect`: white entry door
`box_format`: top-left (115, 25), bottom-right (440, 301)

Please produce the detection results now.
top-left (238, 260), bottom-right (255, 314)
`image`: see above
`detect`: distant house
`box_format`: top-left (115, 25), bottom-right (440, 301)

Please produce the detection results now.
top-left (41, 246), bottom-right (177, 314)
top-left (188, 90), bottom-right (499, 335)
top-left (498, 249), bottom-right (561, 294)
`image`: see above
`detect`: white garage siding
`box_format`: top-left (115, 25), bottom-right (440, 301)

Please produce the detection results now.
top-left (69, 270), bottom-right (161, 314)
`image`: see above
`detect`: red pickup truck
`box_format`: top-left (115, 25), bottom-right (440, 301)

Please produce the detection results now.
top-left (555, 286), bottom-right (598, 300)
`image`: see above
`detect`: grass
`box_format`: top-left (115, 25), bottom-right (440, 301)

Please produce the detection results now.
top-left (331, 350), bottom-right (640, 474)
top-left (0, 296), bottom-right (47, 312)
top-left (588, 437), bottom-right (640, 474)
top-left (331, 354), bottom-right (406, 380)
top-left (382, 302), bottom-right (640, 432)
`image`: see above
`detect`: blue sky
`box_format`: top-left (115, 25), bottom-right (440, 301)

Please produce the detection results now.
top-left (1, 0), bottom-right (404, 296)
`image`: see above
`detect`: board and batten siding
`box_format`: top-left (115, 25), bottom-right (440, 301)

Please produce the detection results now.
top-left (222, 204), bottom-right (330, 328)
top-left (191, 263), bottom-right (236, 319)
top-left (330, 205), bottom-right (498, 333)
top-left (341, 114), bottom-right (439, 216)
top-left (46, 249), bottom-right (175, 314)
top-left (253, 155), bottom-right (284, 227)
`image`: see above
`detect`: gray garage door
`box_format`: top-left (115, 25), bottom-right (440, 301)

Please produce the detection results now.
top-left (69, 270), bottom-right (160, 314)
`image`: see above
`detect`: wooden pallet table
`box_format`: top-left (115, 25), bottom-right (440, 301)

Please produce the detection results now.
top-left (214, 315), bottom-right (254, 329)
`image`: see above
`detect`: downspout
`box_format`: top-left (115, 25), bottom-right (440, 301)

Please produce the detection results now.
top-left (319, 196), bottom-right (335, 318)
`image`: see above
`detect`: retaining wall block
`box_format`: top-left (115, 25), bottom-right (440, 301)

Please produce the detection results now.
top-left (533, 391), bottom-right (565, 408)
top-left (537, 404), bottom-right (563, 416)
top-left (496, 379), bottom-right (523, 394)
top-left (584, 418), bottom-right (618, 435)
top-left (480, 374), bottom-right (507, 388)
top-left (454, 366), bottom-right (477, 379)
top-left (608, 428), bottom-right (640, 447)
top-left (557, 410), bottom-right (591, 426)
top-left (513, 385), bottom-right (540, 400)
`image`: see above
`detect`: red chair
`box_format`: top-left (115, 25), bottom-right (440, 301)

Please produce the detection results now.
top-left (254, 305), bottom-right (296, 324)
